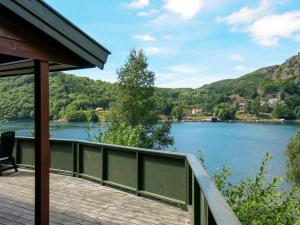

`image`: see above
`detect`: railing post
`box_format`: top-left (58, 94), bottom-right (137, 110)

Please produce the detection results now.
top-left (15, 138), bottom-right (20, 164)
top-left (200, 191), bottom-right (208, 225)
top-left (136, 152), bottom-right (142, 195)
top-left (208, 207), bottom-right (217, 225)
top-left (185, 160), bottom-right (192, 205)
top-left (101, 146), bottom-right (106, 184)
top-left (72, 142), bottom-right (78, 177)
top-left (193, 174), bottom-right (201, 225)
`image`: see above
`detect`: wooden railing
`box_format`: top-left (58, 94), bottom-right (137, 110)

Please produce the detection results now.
top-left (14, 137), bottom-right (242, 225)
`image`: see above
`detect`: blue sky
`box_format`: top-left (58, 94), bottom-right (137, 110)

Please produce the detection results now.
top-left (45, 0), bottom-right (300, 88)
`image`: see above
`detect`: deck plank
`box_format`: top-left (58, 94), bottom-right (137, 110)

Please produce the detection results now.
top-left (0, 170), bottom-right (190, 225)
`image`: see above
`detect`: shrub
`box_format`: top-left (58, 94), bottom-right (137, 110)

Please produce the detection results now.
top-left (285, 129), bottom-right (300, 186)
top-left (272, 103), bottom-right (295, 120)
top-left (214, 103), bottom-right (236, 120)
top-left (199, 152), bottom-right (300, 224)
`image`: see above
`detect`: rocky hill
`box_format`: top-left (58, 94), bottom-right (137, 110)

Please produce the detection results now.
top-left (273, 53), bottom-right (300, 80)
top-left (201, 53), bottom-right (300, 99)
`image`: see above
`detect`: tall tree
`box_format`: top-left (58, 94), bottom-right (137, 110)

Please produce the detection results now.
top-left (109, 49), bottom-right (156, 128)
top-left (108, 49), bottom-right (174, 150)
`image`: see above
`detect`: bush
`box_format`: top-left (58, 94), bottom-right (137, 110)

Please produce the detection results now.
top-left (85, 109), bottom-right (99, 122)
top-left (294, 106), bottom-right (300, 119)
top-left (272, 103), bottom-right (295, 120)
top-left (215, 153), bottom-right (300, 224)
top-left (199, 152), bottom-right (300, 224)
top-left (64, 109), bottom-right (86, 121)
top-left (171, 106), bottom-right (183, 121)
top-left (103, 123), bottom-right (143, 147)
top-left (285, 129), bottom-right (300, 186)
top-left (214, 103), bottom-right (236, 120)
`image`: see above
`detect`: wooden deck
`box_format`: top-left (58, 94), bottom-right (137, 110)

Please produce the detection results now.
top-left (0, 170), bottom-right (190, 225)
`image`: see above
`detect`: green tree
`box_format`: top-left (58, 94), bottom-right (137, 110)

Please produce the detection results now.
top-left (109, 49), bottom-right (156, 128)
top-left (103, 123), bottom-right (143, 147)
top-left (294, 106), bottom-right (300, 119)
top-left (143, 122), bottom-right (173, 150)
top-left (285, 129), bottom-right (300, 186)
top-left (250, 98), bottom-right (260, 115)
top-left (284, 94), bottom-right (300, 110)
top-left (108, 49), bottom-right (174, 150)
top-left (272, 102), bottom-right (295, 119)
top-left (214, 104), bottom-right (236, 120)
top-left (157, 100), bottom-right (173, 116)
top-left (63, 105), bottom-right (87, 121)
top-left (171, 106), bottom-right (183, 121)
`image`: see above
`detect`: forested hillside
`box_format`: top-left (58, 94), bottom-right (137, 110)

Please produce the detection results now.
top-left (0, 73), bottom-right (115, 121)
top-left (0, 53), bottom-right (300, 121)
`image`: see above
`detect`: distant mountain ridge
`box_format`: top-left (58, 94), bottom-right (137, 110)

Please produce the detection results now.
top-left (0, 53), bottom-right (299, 121)
top-left (199, 53), bottom-right (300, 99)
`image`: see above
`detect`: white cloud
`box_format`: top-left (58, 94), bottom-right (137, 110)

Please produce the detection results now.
top-left (148, 0), bottom-right (203, 27)
top-left (150, 14), bottom-right (175, 26)
top-left (142, 46), bottom-right (178, 56)
top-left (152, 64), bottom-right (212, 88)
top-left (247, 11), bottom-right (300, 46)
top-left (163, 35), bottom-right (172, 40)
top-left (163, 0), bottom-right (204, 20)
top-left (134, 34), bottom-right (156, 41)
top-left (127, 0), bottom-right (150, 9)
top-left (218, 0), bottom-right (300, 46)
top-left (217, 0), bottom-right (271, 25)
top-left (233, 65), bottom-right (247, 72)
top-left (144, 47), bottom-right (163, 55)
top-left (230, 53), bottom-right (244, 61)
top-left (138, 9), bottom-right (159, 16)
top-left (156, 72), bottom-right (221, 88)
top-left (168, 64), bottom-right (208, 74)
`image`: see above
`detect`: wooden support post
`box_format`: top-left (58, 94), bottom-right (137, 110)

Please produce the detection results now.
top-left (34, 60), bottom-right (50, 225)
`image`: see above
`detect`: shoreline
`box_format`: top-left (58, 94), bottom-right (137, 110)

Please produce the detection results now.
top-left (161, 118), bottom-right (300, 124)
top-left (2, 118), bottom-right (300, 125)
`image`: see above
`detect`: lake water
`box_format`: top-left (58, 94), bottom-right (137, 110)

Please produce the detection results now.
top-left (1, 121), bottom-right (299, 185)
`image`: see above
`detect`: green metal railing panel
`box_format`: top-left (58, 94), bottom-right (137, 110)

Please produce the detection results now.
top-left (14, 137), bottom-right (242, 225)
top-left (142, 154), bottom-right (186, 202)
top-left (50, 142), bottom-right (73, 171)
top-left (81, 144), bottom-right (102, 178)
top-left (105, 147), bottom-right (136, 188)
top-left (17, 139), bottom-right (35, 166)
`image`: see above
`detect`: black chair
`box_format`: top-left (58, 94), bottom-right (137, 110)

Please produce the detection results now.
top-left (0, 131), bottom-right (18, 174)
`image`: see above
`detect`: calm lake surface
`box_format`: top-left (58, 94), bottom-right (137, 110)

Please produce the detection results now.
top-left (1, 121), bottom-right (299, 185)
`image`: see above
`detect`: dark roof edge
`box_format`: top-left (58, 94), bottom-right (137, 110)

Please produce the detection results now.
top-left (1, 0), bottom-right (110, 69)
top-left (39, 0), bottom-right (111, 55)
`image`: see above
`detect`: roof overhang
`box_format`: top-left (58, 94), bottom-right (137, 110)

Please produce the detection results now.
top-left (0, 0), bottom-right (110, 76)
top-left (0, 59), bottom-right (85, 77)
